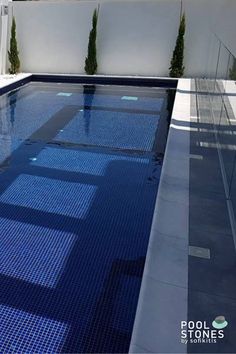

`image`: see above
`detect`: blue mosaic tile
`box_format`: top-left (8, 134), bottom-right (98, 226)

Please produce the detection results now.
top-left (55, 110), bottom-right (160, 151)
top-left (31, 147), bottom-right (149, 176)
top-left (84, 92), bottom-right (163, 111)
top-left (0, 82), bottom-right (167, 353)
top-left (0, 174), bottom-right (97, 219)
top-left (112, 275), bottom-right (142, 333)
top-left (0, 218), bottom-right (75, 287)
top-left (0, 90), bottom-right (76, 154)
top-left (0, 305), bottom-right (68, 353)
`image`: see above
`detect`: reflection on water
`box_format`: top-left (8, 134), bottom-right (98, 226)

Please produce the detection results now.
top-left (0, 93), bottom-right (13, 170)
top-left (154, 88), bottom-right (176, 156)
top-left (9, 90), bottom-right (17, 127)
top-left (83, 85), bottom-right (96, 136)
top-left (166, 88), bottom-right (176, 125)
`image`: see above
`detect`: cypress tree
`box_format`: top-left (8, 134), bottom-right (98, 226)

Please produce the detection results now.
top-left (8, 17), bottom-right (20, 75)
top-left (169, 14), bottom-right (186, 78)
top-left (85, 9), bottom-right (98, 75)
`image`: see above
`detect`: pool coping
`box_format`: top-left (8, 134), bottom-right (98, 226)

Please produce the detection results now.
top-left (0, 73), bottom-right (177, 95)
top-left (31, 73), bottom-right (177, 88)
top-left (0, 73), bottom-right (32, 95)
top-left (129, 79), bottom-right (191, 354)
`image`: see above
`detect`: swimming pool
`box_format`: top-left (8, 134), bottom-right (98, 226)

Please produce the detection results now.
top-left (0, 79), bottom-right (175, 353)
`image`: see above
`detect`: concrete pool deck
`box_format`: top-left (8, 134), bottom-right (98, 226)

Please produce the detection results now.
top-left (129, 79), bottom-right (191, 354)
top-left (187, 79), bottom-right (236, 354)
top-left (130, 78), bottom-right (236, 353)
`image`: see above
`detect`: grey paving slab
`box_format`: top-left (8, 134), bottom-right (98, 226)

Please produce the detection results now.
top-left (162, 156), bottom-right (189, 181)
top-left (187, 79), bottom-right (236, 354)
top-left (189, 225), bottom-right (232, 244)
top-left (131, 278), bottom-right (188, 354)
top-left (131, 78), bottom-right (236, 354)
top-left (129, 79), bottom-right (190, 354)
top-left (188, 290), bottom-right (236, 353)
top-left (189, 184), bottom-right (226, 201)
top-left (189, 254), bottom-right (236, 300)
top-left (190, 129), bottom-right (218, 143)
top-left (152, 197), bottom-right (189, 239)
top-left (190, 80), bottom-right (197, 117)
top-left (188, 228), bottom-right (236, 299)
top-left (158, 175), bottom-right (189, 205)
top-left (166, 129), bottom-right (190, 158)
top-left (229, 178), bottom-right (236, 220)
top-left (129, 343), bottom-right (151, 353)
top-left (189, 156), bottom-right (226, 197)
top-left (189, 133), bottom-right (221, 164)
top-left (147, 232), bottom-right (188, 288)
top-left (190, 188), bottom-right (232, 236)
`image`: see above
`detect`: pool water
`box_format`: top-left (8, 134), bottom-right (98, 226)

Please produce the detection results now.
top-left (0, 82), bottom-right (173, 353)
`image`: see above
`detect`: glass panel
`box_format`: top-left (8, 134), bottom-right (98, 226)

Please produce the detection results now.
top-left (227, 52), bottom-right (236, 208)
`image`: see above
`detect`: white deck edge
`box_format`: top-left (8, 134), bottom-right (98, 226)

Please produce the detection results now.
top-left (0, 73), bottom-right (32, 89)
top-left (129, 79), bottom-right (191, 354)
top-left (222, 80), bottom-right (236, 120)
top-left (0, 73), bottom-right (175, 89)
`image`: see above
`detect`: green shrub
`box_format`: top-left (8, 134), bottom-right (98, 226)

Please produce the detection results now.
top-left (85, 9), bottom-right (98, 75)
top-left (169, 14), bottom-right (186, 78)
top-left (8, 17), bottom-right (20, 74)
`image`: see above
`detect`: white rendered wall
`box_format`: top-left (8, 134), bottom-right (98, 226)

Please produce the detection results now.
top-left (9, 0), bottom-right (236, 77)
top-left (9, 1), bottom-right (99, 74)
